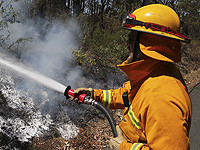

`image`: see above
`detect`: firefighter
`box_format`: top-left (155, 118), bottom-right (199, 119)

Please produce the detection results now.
top-left (73, 4), bottom-right (192, 150)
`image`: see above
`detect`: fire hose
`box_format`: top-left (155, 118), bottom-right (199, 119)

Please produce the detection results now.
top-left (64, 86), bottom-right (118, 138)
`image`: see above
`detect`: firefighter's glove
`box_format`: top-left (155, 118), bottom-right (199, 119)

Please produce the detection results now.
top-left (110, 125), bottom-right (126, 150)
top-left (69, 97), bottom-right (79, 103)
top-left (74, 87), bottom-right (94, 98)
top-left (69, 87), bottom-right (94, 102)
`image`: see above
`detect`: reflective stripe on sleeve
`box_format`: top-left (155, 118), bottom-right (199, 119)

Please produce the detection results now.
top-left (128, 105), bottom-right (141, 129)
top-left (103, 90), bottom-right (111, 108)
top-left (130, 143), bottom-right (144, 150)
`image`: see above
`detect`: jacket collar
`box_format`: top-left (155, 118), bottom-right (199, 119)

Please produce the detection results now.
top-left (117, 58), bottom-right (186, 99)
top-left (117, 58), bottom-right (162, 87)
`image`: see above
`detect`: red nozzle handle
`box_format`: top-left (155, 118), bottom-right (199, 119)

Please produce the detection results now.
top-left (64, 86), bottom-right (86, 103)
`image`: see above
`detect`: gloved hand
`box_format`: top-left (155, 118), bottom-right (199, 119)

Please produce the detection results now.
top-left (74, 87), bottom-right (94, 97)
top-left (110, 125), bottom-right (126, 150)
top-left (70, 87), bottom-right (94, 102)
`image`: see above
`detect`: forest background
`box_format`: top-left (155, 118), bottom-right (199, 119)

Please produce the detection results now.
top-left (0, 0), bottom-right (200, 149)
top-left (1, 0), bottom-right (200, 87)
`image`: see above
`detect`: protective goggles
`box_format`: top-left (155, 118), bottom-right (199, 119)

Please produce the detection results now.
top-left (122, 13), bottom-right (191, 43)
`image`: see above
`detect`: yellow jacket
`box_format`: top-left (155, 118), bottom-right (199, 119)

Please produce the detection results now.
top-left (94, 58), bottom-right (192, 150)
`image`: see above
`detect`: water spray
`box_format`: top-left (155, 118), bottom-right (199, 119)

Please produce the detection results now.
top-left (0, 55), bottom-right (66, 93)
top-left (0, 55), bottom-right (117, 137)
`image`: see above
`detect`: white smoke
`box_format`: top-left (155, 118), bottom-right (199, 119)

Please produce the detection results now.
top-left (0, 13), bottom-right (83, 113)
top-left (2, 20), bottom-right (82, 84)
top-left (0, 0), bottom-right (83, 146)
top-left (1, 0), bottom-right (82, 84)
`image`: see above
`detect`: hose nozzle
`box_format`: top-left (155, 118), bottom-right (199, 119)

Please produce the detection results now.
top-left (64, 86), bottom-right (86, 103)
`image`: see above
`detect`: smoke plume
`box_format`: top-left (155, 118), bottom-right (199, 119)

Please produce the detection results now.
top-left (0, 0), bottom-right (84, 146)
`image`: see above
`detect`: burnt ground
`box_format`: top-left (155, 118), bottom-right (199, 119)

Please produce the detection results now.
top-left (31, 109), bottom-right (124, 150)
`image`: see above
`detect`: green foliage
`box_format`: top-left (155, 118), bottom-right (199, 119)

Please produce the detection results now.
top-left (0, 1), bottom-right (17, 29)
top-left (0, 0), bottom-right (34, 57)
top-left (6, 37), bottom-right (33, 51)
top-left (170, 0), bottom-right (200, 75)
top-left (177, 0), bottom-right (200, 40)
top-left (0, 0), bottom-right (19, 52)
top-left (73, 14), bottom-right (129, 82)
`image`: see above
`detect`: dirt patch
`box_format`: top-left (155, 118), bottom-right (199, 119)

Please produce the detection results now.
top-left (183, 68), bottom-right (200, 91)
top-left (31, 109), bottom-right (123, 150)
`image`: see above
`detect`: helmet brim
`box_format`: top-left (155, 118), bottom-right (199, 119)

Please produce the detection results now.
top-left (121, 26), bottom-right (190, 43)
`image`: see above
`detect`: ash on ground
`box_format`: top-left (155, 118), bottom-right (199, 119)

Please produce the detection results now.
top-left (0, 68), bottom-right (111, 150)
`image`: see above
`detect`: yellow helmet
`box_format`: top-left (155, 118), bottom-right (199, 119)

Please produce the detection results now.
top-left (122, 4), bottom-right (190, 62)
top-left (122, 4), bottom-right (190, 43)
